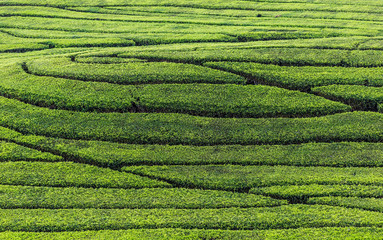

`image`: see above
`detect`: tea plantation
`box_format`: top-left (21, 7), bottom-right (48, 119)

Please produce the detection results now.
top-left (1, 0), bottom-right (383, 239)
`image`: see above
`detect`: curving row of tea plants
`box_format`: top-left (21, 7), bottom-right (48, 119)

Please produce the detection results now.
top-left (1, 0), bottom-right (383, 239)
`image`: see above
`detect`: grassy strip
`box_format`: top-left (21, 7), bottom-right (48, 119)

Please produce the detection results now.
top-left (0, 11), bottom-right (379, 37)
top-left (308, 197), bottom-right (383, 212)
top-left (75, 57), bottom-right (147, 64)
top-left (0, 63), bottom-right (137, 112)
top-left (358, 40), bottom-right (383, 50)
top-left (8, 29), bottom-right (366, 49)
top-left (10, 60), bottom-right (350, 116)
top-left (0, 124), bottom-right (380, 168)
top-left (0, 161), bottom-right (169, 188)
top-left (3, 5), bottom-right (380, 32)
top-left (1, 227), bottom-right (383, 240)
top-left (0, 16), bottom-right (256, 34)
top-left (1, 0), bottom-right (383, 8)
top-left (123, 165), bottom-right (383, 191)
top-left (119, 48), bottom-right (383, 67)
top-left (233, 31), bottom-right (339, 42)
top-left (3, 28), bottom-right (365, 49)
top-left (0, 96), bottom-right (382, 145)
top-left (2, 28), bottom-right (238, 45)
top-left (312, 85), bottom-right (383, 110)
top-left (131, 33), bottom-right (237, 45)
top-left (136, 84), bottom-right (350, 117)
top-left (250, 185), bottom-right (383, 199)
top-left (41, 38), bottom-right (135, 48)
top-left (26, 57), bottom-right (245, 84)
top-left (15, 136), bottom-right (383, 168)
top-left (0, 205), bottom-right (381, 231)
top-left (0, 6), bottom-right (338, 31)
top-left (204, 62), bottom-right (383, 90)
top-left (0, 43), bottom-right (48, 53)
top-left (9, 61), bottom-right (348, 116)
top-left (0, 185), bottom-right (285, 209)
top-left (103, 5), bottom-right (383, 16)
top-left (100, 6), bottom-right (383, 22)
top-left (0, 140), bottom-right (61, 162)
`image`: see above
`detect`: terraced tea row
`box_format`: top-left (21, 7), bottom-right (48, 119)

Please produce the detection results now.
top-left (252, 185), bottom-right (383, 199)
top-left (205, 62), bottom-right (383, 90)
top-left (123, 165), bottom-right (383, 191)
top-left (312, 85), bottom-right (383, 111)
top-left (0, 140), bottom-right (61, 162)
top-left (0, 161), bottom-right (169, 188)
top-left (1, 125), bottom-right (383, 168)
top-left (3, 29), bottom-right (374, 49)
top-left (117, 48), bottom-right (383, 67)
top-left (0, 12), bottom-right (378, 36)
top-left (1, 228), bottom-right (383, 240)
top-left (30, 55), bottom-right (383, 90)
top-left (25, 57), bottom-right (245, 84)
top-left (308, 197), bottom-right (383, 213)
top-left (0, 185), bottom-right (284, 209)
top-left (0, 205), bottom-right (381, 231)
top-left (0, 62), bottom-right (350, 117)
top-left (0, 96), bottom-right (381, 144)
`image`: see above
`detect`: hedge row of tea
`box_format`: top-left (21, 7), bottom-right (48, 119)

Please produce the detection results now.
top-left (251, 184), bottom-right (383, 199)
top-left (123, 165), bottom-right (383, 191)
top-left (312, 85), bottom-right (383, 110)
top-left (0, 205), bottom-right (381, 231)
top-left (26, 57), bottom-right (245, 84)
top-left (0, 62), bottom-right (350, 117)
top-left (2, 0), bottom-right (383, 237)
top-left (205, 62), bottom-right (383, 90)
top-left (0, 228), bottom-right (383, 240)
top-left (0, 161), bottom-right (169, 188)
top-left (118, 48), bottom-right (383, 67)
top-left (0, 97), bottom-right (380, 145)
top-left (1, 125), bottom-right (383, 168)
top-left (0, 185), bottom-right (285, 209)
top-left (0, 140), bottom-right (61, 162)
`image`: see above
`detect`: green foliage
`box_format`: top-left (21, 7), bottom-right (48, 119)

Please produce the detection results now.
top-left (2, 228), bottom-right (383, 240)
top-left (0, 205), bottom-right (381, 231)
top-left (2, 62), bottom-right (349, 116)
top-left (250, 185), bottom-right (383, 199)
top-left (234, 31), bottom-right (340, 42)
top-left (312, 85), bottom-right (383, 110)
top-left (131, 34), bottom-right (237, 45)
top-left (0, 140), bottom-right (62, 162)
top-left (204, 62), bottom-right (383, 90)
top-left (26, 57), bottom-right (245, 84)
top-left (0, 96), bottom-right (381, 145)
top-left (1, 0), bottom-right (383, 9)
top-left (137, 84), bottom-right (350, 117)
top-left (75, 57), bottom-right (147, 64)
top-left (2, 28), bottom-right (238, 45)
top-left (0, 63), bottom-right (137, 112)
top-left (0, 161), bottom-right (169, 188)
top-left (0, 185), bottom-right (285, 209)
top-left (41, 38), bottom-right (135, 48)
top-left (0, 43), bottom-right (49, 53)
top-left (2, 0), bottom-right (383, 234)
top-left (308, 197), bottom-right (383, 212)
top-left (15, 137), bottom-right (383, 168)
top-left (358, 40), bottom-right (383, 50)
top-left (119, 48), bottom-right (383, 67)
top-left (0, 15), bottom-right (256, 34)
top-left (123, 165), bottom-right (383, 191)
